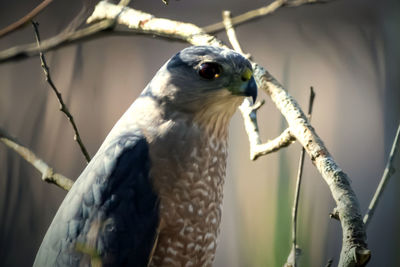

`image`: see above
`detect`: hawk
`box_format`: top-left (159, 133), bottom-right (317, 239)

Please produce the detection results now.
top-left (34, 46), bottom-right (257, 266)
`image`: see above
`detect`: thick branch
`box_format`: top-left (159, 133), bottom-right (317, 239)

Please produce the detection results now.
top-left (363, 123), bottom-right (400, 227)
top-left (254, 66), bottom-right (370, 266)
top-left (32, 21), bottom-right (91, 163)
top-left (0, 128), bottom-right (73, 191)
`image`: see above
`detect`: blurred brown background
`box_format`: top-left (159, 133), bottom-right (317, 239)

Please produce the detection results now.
top-left (0, 0), bottom-right (399, 266)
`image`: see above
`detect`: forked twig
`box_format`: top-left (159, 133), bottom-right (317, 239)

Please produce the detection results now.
top-left (223, 9), bottom-right (296, 160)
top-left (32, 21), bottom-right (91, 163)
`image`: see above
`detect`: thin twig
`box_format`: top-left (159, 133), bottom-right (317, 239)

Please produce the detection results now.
top-left (285, 87), bottom-right (315, 267)
top-left (0, 127), bottom-right (73, 191)
top-left (252, 128), bottom-right (296, 160)
top-left (239, 94), bottom-right (295, 161)
top-left (0, 0), bottom-right (53, 38)
top-left (203, 0), bottom-right (331, 34)
top-left (240, 99), bottom-right (295, 160)
top-left (363, 122), bottom-right (400, 227)
top-left (32, 21), bottom-right (91, 163)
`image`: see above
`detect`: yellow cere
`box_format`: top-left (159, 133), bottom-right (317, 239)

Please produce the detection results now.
top-left (242, 68), bottom-right (252, 81)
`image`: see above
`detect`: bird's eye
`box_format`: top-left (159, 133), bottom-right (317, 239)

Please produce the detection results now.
top-left (198, 62), bottom-right (222, 80)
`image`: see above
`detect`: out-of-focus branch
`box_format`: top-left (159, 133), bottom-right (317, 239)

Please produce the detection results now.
top-left (32, 21), bottom-right (91, 163)
top-left (0, 19), bottom-right (116, 63)
top-left (284, 87), bottom-right (315, 267)
top-left (0, 127), bottom-right (73, 191)
top-left (0, 0), bottom-right (53, 38)
top-left (0, 1), bottom-right (369, 265)
top-left (203, 0), bottom-right (332, 34)
top-left (363, 123), bottom-right (400, 227)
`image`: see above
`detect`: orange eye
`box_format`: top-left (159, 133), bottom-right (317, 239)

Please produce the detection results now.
top-left (198, 62), bottom-right (222, 80)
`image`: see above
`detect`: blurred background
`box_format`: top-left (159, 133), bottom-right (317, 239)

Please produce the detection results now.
top-left (0, 0), bottom-right (399, 266)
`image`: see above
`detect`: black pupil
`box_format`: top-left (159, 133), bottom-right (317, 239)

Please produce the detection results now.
top-left (199, 63), bottom-right (221, 79)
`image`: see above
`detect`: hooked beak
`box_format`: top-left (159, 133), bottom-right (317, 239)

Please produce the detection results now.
top-left (244, 76), bottom-right (257, 104)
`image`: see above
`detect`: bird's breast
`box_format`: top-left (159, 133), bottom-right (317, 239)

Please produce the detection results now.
top-left (149, 128), bottom-right (228, 267)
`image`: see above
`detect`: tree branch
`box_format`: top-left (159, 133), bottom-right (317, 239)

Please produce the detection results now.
top-left (203, 0), bottom-right (332, 34)
top-left (222, 10), bottom-right (295, 160)
top-left (0, 0), bottom-right (332, 63)
top-left (32, 21), bottom-right (91, 163)
top-left (0, 0), bottom-right (53, 38)
top-left (363, 122), bottom-right (400, 227)
top-left (254, 66), bottom-right (370, 266)
top-left (0, 127), bottom-right (73, 191)
top-left (0, 1), bottom-right (370, 265)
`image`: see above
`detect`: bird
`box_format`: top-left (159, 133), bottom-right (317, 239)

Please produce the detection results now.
top-left (34, 45), bottom-right (257, 267)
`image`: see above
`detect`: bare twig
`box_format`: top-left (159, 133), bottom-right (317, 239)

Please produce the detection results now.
top-left (285, 87), bottom-right (315, 267)
top-left (240, 98), bottom-right (295, 160)
top-left (32, 21), bottom-right (91, 163)
top-left (0, 127), bottom-right (73, 191)
top-left (203, 0), bottom-right (331, 34)
top-left (239, 96), bottom-right (295, 161)
top-left (363, 122), bottom-right (400, 227)
top-left (222, 10), bottom-right (246, 55)
top-left (252, 127), bottom-right (295, 160)
top-left (0, 0), bottom-right (53, 38)
top-left (0, 2), bottom-right (369, 266)
top-left (222, 12), bottom-right (296, 160)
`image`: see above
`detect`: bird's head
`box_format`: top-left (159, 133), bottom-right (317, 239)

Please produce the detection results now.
top-left (143, 46), bottom-right (257, 135)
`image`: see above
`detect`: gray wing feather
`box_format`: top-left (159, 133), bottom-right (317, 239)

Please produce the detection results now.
top-left (34, 134), bottom-right (159, 267)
